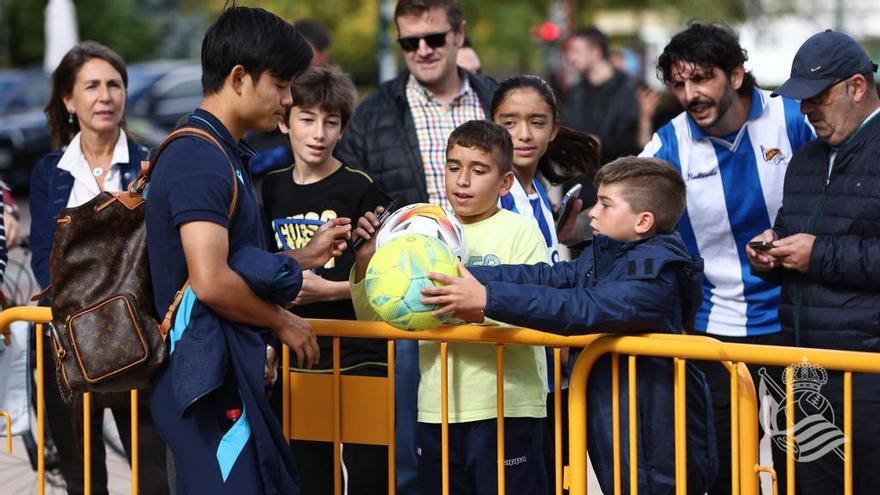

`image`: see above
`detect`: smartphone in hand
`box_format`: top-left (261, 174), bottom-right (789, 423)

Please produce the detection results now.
top-left (748, 240), bottom-right (775, 251)
top-left (351, 198), bottom-right (398, 251)
top-left (555, 183), bottom-right (583, 228)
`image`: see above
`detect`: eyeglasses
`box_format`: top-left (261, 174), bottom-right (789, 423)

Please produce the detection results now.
top-left (397, 29), bottom-right (453, 52)
top-left (804, 77), bottom-right (850, 105)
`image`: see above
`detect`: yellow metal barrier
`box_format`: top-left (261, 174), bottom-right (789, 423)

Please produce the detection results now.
top-left (284, 319), bottom-right (605, 495)
top-left (1, 409), bottom-right (11, 454)
top-left (568, 334), bottom-right (880, 495)
top-left (5, 307), bottom-right (873, 495)
top-left (0, 306), bottom-right (143, 495)
top-left (0, 306), bottom-right (52, 495)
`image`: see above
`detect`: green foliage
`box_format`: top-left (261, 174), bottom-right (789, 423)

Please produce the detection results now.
top-left (192, 0), bottom-right (380, 84)
top-left (1, 0), bottom-right (772, 75)
top-left (76, 0), bottom-right (158, 62)
top-left (2, 0), bottom-right (44, 67)
top-left (189, 0), bottom-right (552, 82)
top-left (460, 0), bottom-right (552, 75)
top-left (1, 0), bottom-right (160, 68)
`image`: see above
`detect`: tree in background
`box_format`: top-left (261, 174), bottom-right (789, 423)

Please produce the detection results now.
top-left (2, 0), bottom-right (777, 80)
top-left (1, 0), bottom-right (159, 67)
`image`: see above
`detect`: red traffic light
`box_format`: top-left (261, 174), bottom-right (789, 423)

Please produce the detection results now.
top-left (538, 21), bottom-right (560, 42)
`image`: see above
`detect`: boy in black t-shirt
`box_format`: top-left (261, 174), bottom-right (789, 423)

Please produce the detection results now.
top-left (261, 65), bottom-right (389, 494)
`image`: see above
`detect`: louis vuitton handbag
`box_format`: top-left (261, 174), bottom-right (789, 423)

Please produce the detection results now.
top-left (46, 127), bottom-right (237, 400)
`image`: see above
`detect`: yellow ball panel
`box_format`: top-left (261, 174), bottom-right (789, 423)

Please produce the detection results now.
top-left (365, 233), bottom-right (461, 331)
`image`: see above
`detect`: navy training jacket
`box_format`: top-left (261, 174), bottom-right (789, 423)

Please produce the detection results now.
top-left (470, 233), bottom-right (718, 494)
top-left (764, 112), bottom-right (880, 351)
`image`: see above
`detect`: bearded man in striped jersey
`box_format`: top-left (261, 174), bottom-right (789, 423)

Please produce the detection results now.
top-left (639, 21), bottom-right (815, 494)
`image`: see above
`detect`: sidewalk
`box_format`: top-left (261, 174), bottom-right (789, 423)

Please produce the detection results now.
top-left (0, 411), bottom-right (132, 495)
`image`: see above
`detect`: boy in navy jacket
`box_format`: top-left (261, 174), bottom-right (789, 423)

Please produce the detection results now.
top-left (423, 156), bottom-right (717, 494)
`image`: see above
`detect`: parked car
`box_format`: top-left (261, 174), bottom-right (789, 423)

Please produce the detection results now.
top-left (0, 108), bottom-right (51, 189)
top-left (129, 63), bottom-right (202, 134)
top-left (0, 61), bottom-right (201, 190)
top-left (0, 69), bottom-right (51, 116)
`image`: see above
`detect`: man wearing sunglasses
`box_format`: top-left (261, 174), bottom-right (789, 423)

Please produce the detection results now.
top-left (334, 1), bottom-right (497, 493)
top-left (748, 30), bottom-right (880, 494)
top-left (335, 0), bottom-right (495, 210)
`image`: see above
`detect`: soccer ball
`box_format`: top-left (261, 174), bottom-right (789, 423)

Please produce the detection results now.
top-left (376, 203), bottom-right (467, 261)
top-left (365, 233), bottom-right (460, 331)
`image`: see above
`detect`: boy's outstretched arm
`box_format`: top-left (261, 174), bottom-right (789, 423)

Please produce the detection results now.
top-left (426, 267), bottom-right (681, 335)
top-left (468, 256), bottom-right (580, 289)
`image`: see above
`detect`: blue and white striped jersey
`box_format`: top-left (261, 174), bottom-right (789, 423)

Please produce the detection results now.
top-left (640, 88), bottom-right (814, 337)
top-left (499, 176), bottom-right (562, 264)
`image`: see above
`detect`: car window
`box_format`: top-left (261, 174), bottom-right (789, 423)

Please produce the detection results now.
top-left (162, 79), bottom-right (202, 99)
top-left (18, 78), bottom-right (51, 108)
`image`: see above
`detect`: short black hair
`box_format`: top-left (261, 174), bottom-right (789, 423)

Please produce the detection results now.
top-left (446, 120), bottom-right (513, 174)
top-left (657, 21), bottom-right (756, 96)
top-left (571, 26), bottom-right (609, 59)
top-left (290, 65), bottom-right (357, 127)
top-left (294, 19), bottom-right (333, 51)
top-left (594, 157), bottom-right (686, 234)
top-left (201, 7), bottom-right (313, 95)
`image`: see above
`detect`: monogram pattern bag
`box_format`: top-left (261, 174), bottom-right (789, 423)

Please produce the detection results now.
top-left (47, 127), bottom-right (238, 399)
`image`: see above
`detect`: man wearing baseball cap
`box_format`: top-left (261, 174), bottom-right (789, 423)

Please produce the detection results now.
top-left (749, 30), bottom-right (880, 493)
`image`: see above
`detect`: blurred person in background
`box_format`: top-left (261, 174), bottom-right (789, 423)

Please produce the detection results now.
top-left (334, 0), bottom-right (497, 491)
top-left (557, 27), bottom-right (660, 251)
top-left (640, 22), bottom-right (815, 493)
top-left (295, 19), bottom-right (334, 67)
top-left (456, 35), bottom-right (481, 74)
top-left (29, 40), bottom-right (168, 495)
top-left (2, 185), bottom-right (19, 249)
top-left (561, 27), bottom-right (642, 163)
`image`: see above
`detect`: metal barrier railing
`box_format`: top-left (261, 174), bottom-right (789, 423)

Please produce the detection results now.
top-left (567, 334), bottom-right (878, 495)
top-left (1, 409), bottom-right (11, 454)
top-left (0, 306), bottom-right (53, 495)
top-left (281, 322), bottom-right (765, 495)
top-left (3, 307), bottom-right (872, 495)
top-left (0, 306), bottom-right (141, 495)
top-left (284, 319), bottom-right (606, 495)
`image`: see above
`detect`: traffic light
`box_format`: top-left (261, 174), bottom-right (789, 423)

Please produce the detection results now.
top-left (531, 21), bottom-right (561, 43)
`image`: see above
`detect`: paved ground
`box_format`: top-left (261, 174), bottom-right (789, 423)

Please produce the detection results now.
top-left (0, 411), bottom-right (132, 494)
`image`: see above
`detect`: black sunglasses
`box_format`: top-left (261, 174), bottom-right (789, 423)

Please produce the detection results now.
top-left (397, 29), bottom-right (453, 52)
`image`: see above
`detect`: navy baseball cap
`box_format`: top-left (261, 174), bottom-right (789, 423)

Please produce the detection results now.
top-left (772, 30), bottom-right (878, 99)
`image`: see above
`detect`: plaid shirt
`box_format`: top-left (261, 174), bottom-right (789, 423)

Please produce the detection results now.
top-left (406, 74), bottom-right (485, 210)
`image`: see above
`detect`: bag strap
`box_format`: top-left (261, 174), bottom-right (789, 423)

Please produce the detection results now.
top-left (147, 126), bottom-right (241, 338)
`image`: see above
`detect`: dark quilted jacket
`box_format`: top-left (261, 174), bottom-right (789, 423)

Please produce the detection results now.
top-left (334, 70), bottom-right (497, 205)
top-left (769, 111), bottom-right (880, 349)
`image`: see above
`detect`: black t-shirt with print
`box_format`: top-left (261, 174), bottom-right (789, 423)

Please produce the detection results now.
top-left (261, 164), bottom-right (388, 371)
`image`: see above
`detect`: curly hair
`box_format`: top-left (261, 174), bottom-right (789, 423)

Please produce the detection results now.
top-left (657, 21), bottom-right (756, 96)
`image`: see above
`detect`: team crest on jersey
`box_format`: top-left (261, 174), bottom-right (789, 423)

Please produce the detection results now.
top-left (761, 146), bottom-right (786, 166)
